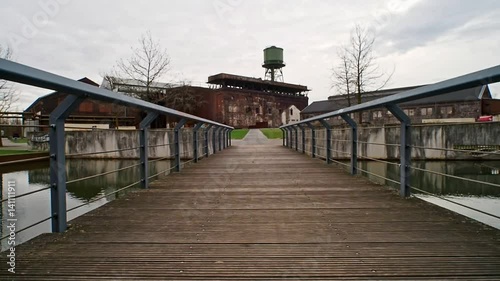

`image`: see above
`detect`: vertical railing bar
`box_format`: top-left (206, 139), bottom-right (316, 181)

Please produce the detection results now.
top-left (319, 119), bottom-right (332, 164)
top-left (205, 124), bottom-right (213, 157)
top-left (341, 114), bottom-right (358, 175)
top-left (140, 112), bottom-right (160, 188)
top-left (49, 94), bottom-right (85, 233)
top-left (387, 104), bottom-right (411, 198)
top-left (298, 124), bottom-right (306, 154)
top-left (174, 118), bottom-right (188, 172)
top-left (193, 122), bottom-right (204, 163)
top-left (305, 122), bottom-right (316, 158)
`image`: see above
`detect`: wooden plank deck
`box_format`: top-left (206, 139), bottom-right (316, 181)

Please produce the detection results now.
top-left (2, 142), bottom-right (500, 280)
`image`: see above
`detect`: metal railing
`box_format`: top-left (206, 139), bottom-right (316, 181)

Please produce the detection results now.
top-left (0, 58), bottom-right (234, 238)
top-left (280, 65), bottom-right (500, 220)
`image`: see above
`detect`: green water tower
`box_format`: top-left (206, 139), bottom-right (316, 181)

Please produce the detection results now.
top-left (263, 46), bottom-right (285, 82)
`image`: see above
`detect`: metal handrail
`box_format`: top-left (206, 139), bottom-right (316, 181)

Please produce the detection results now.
top-left (0, 59), bottom-right (234, 130)
top-left (281, 65), bottom-right (500, 127)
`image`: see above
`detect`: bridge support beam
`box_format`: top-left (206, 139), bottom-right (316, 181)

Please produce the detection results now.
top-left (305, 122), bottom-right (316, 158)
top-left (193, 122), bottom-right (204, 163)
top-left (49, 94), bottom-right (85, 233)
top-left (319, 120), bottom-right (332, 164)
top-left (228, 129), bottom-right (232, 147)
top-left (341, 114), bottom-right (358, 175)
top-left (139, 112), bottom-right (159, 188)
top-left (387, 104), bottom-right (411, 198)
top-left (174, 118), bottom-right (188, 172)
top-left (205, 124), bottom-right (213, 157)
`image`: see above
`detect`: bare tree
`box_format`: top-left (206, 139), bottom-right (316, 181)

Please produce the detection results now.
top-left (115, 31), bottom-right (171, 103)
top-left (332, 24), bottom-right (393, 122)
top-left (0, 45), bottom-right (18, 146)
top-left (331, 48), bottom-right (354, 107)
top-left (350, 25), bottom-right (393, 103)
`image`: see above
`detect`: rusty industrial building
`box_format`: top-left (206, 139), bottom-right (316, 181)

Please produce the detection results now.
top-left (302, 85), bottom-right (500, 125)
top-left (101, 73), bottom-right (309, 128)
top-left (192, 73), bottom-right (308, 128)
top-left (24, 78), bottom-right (138, 132)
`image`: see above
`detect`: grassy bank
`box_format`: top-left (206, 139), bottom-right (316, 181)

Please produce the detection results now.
top-left (0, 149), bottom-right (35, 156)
top-left (260, 128), bottom-right (283, 139)
top-left (231, 129), bottom-right (250, 139)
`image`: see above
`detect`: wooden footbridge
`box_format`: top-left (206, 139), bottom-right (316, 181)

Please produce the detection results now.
top-left (2, 137), bottom-right (500, 280)
top-left (1, 59), bottom-right (500, 280)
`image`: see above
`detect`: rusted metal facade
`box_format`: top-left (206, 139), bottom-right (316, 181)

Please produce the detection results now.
top-left (184, 74), bottom-right (309, 128)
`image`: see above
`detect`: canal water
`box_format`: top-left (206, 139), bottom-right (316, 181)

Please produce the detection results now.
top-left (1, 159), bottom-right (176, 252)
top-left (1, 159), bottom-right (499, 251)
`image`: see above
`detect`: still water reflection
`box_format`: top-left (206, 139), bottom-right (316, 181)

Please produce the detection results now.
top-left (355, 160), bottom-right (500, 229)
top-left (1, 159), bottom-right (175, 251)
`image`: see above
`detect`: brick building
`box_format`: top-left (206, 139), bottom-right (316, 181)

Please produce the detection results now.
top-left (103, 73), bottom-right (309, 128)
top-left (302, 85), bottom-right (500, 125)
top-left (24, 78), bottom-right (137, 132)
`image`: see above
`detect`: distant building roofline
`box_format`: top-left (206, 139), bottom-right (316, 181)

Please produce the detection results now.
top-left (207, 73), bottom-right (309, 94)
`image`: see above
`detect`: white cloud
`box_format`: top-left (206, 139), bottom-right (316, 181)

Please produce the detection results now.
top-left (0, 0), bottom-right (499, 111)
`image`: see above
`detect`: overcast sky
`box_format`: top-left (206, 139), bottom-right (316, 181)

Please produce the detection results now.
top-left (1, 0), bottom-right (499, 110)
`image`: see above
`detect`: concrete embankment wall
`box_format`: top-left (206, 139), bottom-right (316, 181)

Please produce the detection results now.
top-left (294, 122), bottom-right (500, 160)
top-left (31, 128), bottom-right (216, 159)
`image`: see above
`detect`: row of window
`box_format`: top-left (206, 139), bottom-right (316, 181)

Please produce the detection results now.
top-left (371, 106), bottom-right (454, 119)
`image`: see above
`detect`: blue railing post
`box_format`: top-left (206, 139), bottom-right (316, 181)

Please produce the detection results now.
top-left (285, 128), bottom-right (290, 148)
top-left (341, 114), bottom-right (358, 175)
top-left (319, 119), bottom-right (332, 164)
top-left (212, 126), bottom-right (219, 154)
top-left (205, 124), bottom-right (212, 157)
top-left (193, 122), bottom-right (204, 163)
top-left (305, 122), bottom-right (316, 158)
top-left (174, 118), bottom-right (188, 172)
top-left (292, 125), bottom-right (299, 151)
top-left (228, 129), bottom-right (233, 147)
top-left (218, 127), bottom-right (223, 151)
top-left (49, 94), bottom-right (85, 233)
top-left (280, 128), bottom-right (285, 146)
top-left (298, 124), bottom-right (306, 154)
top-left (387, 105), bottom-right (411, 198)
top-left (139, 112), bottom-right (159, 188)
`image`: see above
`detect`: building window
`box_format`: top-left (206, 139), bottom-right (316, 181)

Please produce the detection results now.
top-left (440, 106), bottom-right (453, 115)
top-left (267, 108), bottom-right (272, 115)
top-left (290, 108), bottom-right (293, 115)
top-left (372, 110), bottom-right (382, 119)
top-left (246, 107), bottom-right (251, 113)
top-left (403, 109), bottom-right (415, 116)
top-left (255, 107), bottom-right (260, 114)
top-left (79, 102), bottom-right (93, 113)
top-left (362, 112), bottom-right (369, 121)
top-left (421, 107), bottom-right (433, 116)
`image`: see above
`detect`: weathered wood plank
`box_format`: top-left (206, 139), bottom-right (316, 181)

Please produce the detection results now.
top-left (1, 142), bottom-right (500, 280)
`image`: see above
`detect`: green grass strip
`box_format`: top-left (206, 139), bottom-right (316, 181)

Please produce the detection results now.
top-left (260, 128), bottom-right (283, 139)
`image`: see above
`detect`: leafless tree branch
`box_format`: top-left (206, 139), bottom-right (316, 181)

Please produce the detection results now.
top-left (0, 44), bottom-right (18, 146)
